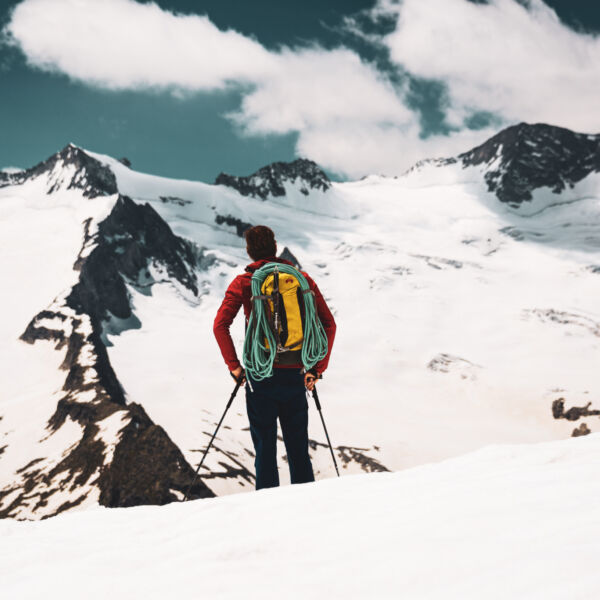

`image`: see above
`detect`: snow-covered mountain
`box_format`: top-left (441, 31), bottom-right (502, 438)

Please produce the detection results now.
top-left (1, 122), bottom-right (599, 520)
top-left (409, 122), bottom-right (600, 208)
top-left (0, 143), bottom-right (118, 198)
top-left (459, 122), bottom-right (600, 207)
top-left (215, 157), bottom-right (331, 200)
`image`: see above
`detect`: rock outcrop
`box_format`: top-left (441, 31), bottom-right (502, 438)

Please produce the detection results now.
top-left (215, 158), bottom-right (331, 200)
top-left (459, 123), bottom-right (600, 207)
top-left (0, 143), bottom-right (118, 198)
top-left (1, 196), bottom-right (213, 519)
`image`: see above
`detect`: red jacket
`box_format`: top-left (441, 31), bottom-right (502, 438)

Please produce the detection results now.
top-left (213, 257), bottom-right (336, 374)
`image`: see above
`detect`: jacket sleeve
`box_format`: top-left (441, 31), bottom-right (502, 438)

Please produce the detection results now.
top-left (307, 276), bottom-right (336, 374)
top-left (213, 276), bottom-right (243, 371)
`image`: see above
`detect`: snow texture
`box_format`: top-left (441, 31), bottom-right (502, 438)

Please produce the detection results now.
top-left (0, 434), bottom-right (598, 599)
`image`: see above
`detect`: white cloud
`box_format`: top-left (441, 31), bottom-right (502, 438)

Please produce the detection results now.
top-left (296, 123), bottom-right (495, 178)
top-left (378, 0), bottom-right (600, 132)
top-left (5, 0), bottom-right (276, 91)
top-left (5, 0), bottom-right (428, 177)
top-left (228, 47), bottom-right (425, 177)
top-left (230, 46), bottom-right (495, 179)
top-left (231, 47), bottom-right (413, 135)
top-left (6, 0), bottom-right (600, 179)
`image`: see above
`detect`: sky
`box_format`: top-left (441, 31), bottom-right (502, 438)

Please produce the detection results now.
top-left (1, 0), bottom-right (599, 182)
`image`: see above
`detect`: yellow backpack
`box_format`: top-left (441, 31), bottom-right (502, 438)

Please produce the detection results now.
top-left (260, 267), bottom-right (305, 363)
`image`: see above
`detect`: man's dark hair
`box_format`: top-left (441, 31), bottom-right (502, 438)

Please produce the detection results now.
top-left (244, 225), bottom-right (277, 261)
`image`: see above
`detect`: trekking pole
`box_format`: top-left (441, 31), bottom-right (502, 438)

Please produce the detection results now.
top-left (183, 374), bottom-right (244, 501)
top-left (312, 386), bottom-right (340, 477)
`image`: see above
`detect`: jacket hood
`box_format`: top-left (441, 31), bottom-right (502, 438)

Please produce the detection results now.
top-left (244, 256), bottom-right (294, 273)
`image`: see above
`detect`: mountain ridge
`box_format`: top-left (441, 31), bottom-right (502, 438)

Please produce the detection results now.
top-left (0, 143), bottom-right (118, 198)
top-left (1, 121), bottom-right (599, 520)
top-left (458, 122), bottom-right (600, 206)
top-left (400, 122), bottom-right (600, 207)
top-left (214, 157), bottom-right (331, 200)
top-left (2, 194), bottom-right (215, 518)
top-left (5, 122), bottom-right (600, 209)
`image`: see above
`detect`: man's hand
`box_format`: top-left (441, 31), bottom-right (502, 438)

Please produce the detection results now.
top-left (230, 366), bottom-right (246, 385)
top-left (304, 372), bottom-right (318, 391)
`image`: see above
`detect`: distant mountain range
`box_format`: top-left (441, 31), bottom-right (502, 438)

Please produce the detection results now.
top-left (1, 122), bottom-right (598, 520)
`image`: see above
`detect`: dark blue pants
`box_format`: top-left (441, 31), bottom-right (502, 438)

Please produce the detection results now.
top-left (246, 368), bottom-right (315, 490)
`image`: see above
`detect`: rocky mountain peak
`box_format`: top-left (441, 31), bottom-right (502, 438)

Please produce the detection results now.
top-left (0, 143), bottom-right (118, 198)
top-left (215, 158), bottom-right (331, 200)
top-left (68, 194), bottom-right (200, 334)
top-left (459, 123), bottom-right (600, 206)
top-left (6, 194), bottom-right (213, 518)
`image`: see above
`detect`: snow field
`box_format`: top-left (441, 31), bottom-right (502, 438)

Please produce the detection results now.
top-left (1, 434), bottom-right (598, 600)
top-left (95, 154), bottom-right (600, 490)
top-left (0, 181), bottom-right (115, 510)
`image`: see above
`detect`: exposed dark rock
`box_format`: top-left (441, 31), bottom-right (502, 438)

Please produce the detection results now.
top-left (189, 444), bottom-right (255, 486)
top-left (412, 254), bottom-right (467, 270)
top-left (73, 218), bottom-right (94, 271)
top-left (1, 394), bottom-right (214, 518)
top-left (20, 310), bottom-right (67, 348)
top-left (278, 246), bottom-right (302, 270)
top-left (215, 214), bottom-right (252, 237)
top-left (22, 311), bottom-right (126, 409)
top-left (499, 226), bottom-right (544, 242)
top-left (66, 195), bottom-right (199, 329)
top-left (45, 495), bottom-right (88, 519)
top-left (427, 353), bottom-right (482, 381)
top-left (4, 195), bottom-right (214, 519)
top-left (526, 309), bottom-right (600, 338)
top-left (335, 446), bottom-right (389, 473)
top-left (215, 158), bottom-right (330, 200)
top-left (16, 458), bottom-right (44, 474)
top-left (118, 157), bottom-right (131, 168)
top-left (459, 123), bottom-right (600, 207)
top-left (98, 404), bottom-right (214, 507)
top-left (0, 143), bottom-right (118, 198)
top-left (572, 423), bottom-right (591, 437)
top-left (159, 196), bottom-right (191, 206)
top-left (552, 398), bottom-right (600, 421)
top-left (305, 439), bottom-right (389, 473)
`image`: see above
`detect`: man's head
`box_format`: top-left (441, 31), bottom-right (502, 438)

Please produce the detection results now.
top-left (244, 225), bottom-right (277, 261)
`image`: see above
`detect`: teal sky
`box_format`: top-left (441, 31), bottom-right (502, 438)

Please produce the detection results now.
top-left (1, 0), bottom-right (598, 181)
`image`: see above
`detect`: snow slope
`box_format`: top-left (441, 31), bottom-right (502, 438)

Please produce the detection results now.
top-left (95, 137), bottom-right (600, 472)
top-left (1, 433), bottom-right (599, 600)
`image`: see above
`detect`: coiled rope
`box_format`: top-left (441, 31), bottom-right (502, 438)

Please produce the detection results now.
top-left (243, 262), bottom-right (328, 381)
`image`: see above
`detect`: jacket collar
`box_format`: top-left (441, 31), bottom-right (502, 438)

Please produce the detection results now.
top-left (245, 256), bottom-right (293, 273)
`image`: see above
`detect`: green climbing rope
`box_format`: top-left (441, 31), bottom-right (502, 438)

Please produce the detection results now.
top-left (243, 262), bottom-right (328, 381)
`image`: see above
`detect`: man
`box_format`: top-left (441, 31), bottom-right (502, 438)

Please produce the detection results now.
top-left (213, 225), bottom-right (336, 490)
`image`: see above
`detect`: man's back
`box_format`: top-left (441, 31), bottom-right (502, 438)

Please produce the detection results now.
top-left (213, 256), bottom-right (336, 376)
